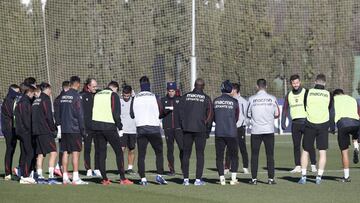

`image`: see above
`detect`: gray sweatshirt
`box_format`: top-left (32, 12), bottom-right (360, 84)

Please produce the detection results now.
top-left (247, 90), bottom-right (280, 134)
top-left (120, 97), bottom-right (137, 134)
top-left (235, 94), bottom-right (249, 128)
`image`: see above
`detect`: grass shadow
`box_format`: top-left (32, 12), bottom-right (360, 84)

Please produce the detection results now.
top-left (274, 167), bottom-right (293, 172)
top-left (165, 177), bottom-right (184, 184)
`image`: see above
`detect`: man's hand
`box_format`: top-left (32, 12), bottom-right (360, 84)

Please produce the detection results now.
top-left (80, 128), bottom-right (87, 139)
top-left (51, 130), bottom-right (58, 138)
top-left (118, 130), bottom-right (124, 137)
top-left (165, 106), bottom-right (174, 111)
top-left (329, 127), bottom-right (336, 134)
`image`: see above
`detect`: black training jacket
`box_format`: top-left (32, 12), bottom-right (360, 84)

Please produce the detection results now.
top-left (160, 95), bottom-right (181, 129)
top-left (179, 89), bottom-right (213, 133)
top-left (53, 91), bottom-right (64, 126)
top-left (80, 91), bottom-right (95, 131)
top-left (1, 87), bottom-right (20, 135)
top-left (14, 95), bottom-right (32, 136)
top-left (59, 88), bottom-right (85, 134)
top-left (213, 93), bottom-right (239, 138)
top-left (32, 93), bottom-right (56, 135)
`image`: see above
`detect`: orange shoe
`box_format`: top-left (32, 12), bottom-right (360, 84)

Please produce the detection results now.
top-left (120, 179), bottom-right (133, 185)
top-left (54, 168), bottom-right (63, 177)
top-left (101, 179), bottom-right (111, 185)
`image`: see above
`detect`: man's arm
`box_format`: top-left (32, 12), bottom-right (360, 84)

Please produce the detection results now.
top-left (235, 100), bottom-right (239, 123)
top-left (304, 89), bottom-right (309, 111)
top-left (274, 99), bottom-right (280, 119)
top-left (158, 97), bottom-right (170, 119)
top-left (73, 95), bottom-right (85, 135)
top-left (111, 93), bottom-right (123, 130)
top-left (53, 96), bottom-right (61, 126)
top-left (281, 93), bottom-right (289, 129)
top-left (22, 103), bottom-right (32, 133)
top-left (130, 96), bottom-right (135, 119)
top-left (43, 97), bottom-right (56, 131)
top-left (247, 98), bottom-right (252, 119)
top-left (329, 93), bottom-right (335, 132)
top-left (1, 99), bottom-right (12, 120)
top-left (242, 99), bottom-right (250, 126)
top-left (205, 96), bottom-right (213, 134)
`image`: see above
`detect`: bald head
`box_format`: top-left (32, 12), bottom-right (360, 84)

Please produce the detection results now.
top-left (194, 78), bottom-right (205, 91)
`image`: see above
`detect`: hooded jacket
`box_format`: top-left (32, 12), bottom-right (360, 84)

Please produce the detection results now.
top-left (1, 87), bottom-right (21, 135)
top-left (32, 93), bottom-right (57, 135)
top-left (160, 95), bottom-right (181, 130)
top-left (213, 93), bottom-right (239, 137)
top-left (14, 95), bottom-right (32, 136)
top-left (59, 88), bottom-right (85, 134)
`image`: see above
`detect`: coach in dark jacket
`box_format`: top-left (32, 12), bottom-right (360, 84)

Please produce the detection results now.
top-left (54, 81), bottom-right (70, 126)
top-left (80, 78), bottom-right (100, 176)
top-left (32, 83), bottom-right (59, 182)
top-left (60, 88), bottom-right (85, 136)
top-left (160, 82), bottom-right (183, 175)
top-left (2, 84), bottom-right (21, 178)
top-left (180, 78), bottom-right (213, 186)
top-left (32, 91), bottom-right (57, 136)
top-left (213, 80), bottom-right (239, 185)
top-left (14, 84), bottom-right (35, 182)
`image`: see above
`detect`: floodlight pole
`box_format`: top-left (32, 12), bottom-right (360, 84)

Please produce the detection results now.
top-left (190, 0), bottom-right (197, 90)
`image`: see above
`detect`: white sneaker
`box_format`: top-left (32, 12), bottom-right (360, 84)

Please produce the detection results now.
top-left (220, 176), bottom-right (226, 185)
top-left (63, 178), bottom-right (72, 185)
top-left (224, 169), bottom-right (229, 175)
top-left (86, 169), bottom-right (93, 177)
top-left (4, 175), bottom-right (11, 181)
top-left (311, 165), bottom-right (317, 173)
top-left (93, 169), bottom-right (102, 178)
top-left (38, 175), bottom-right (46, 179)
top-left (20, 176), bottom-right (36, 184)
top-left (290, 166), bottom-right (301, 173)
top-left (72, 178), bottom-right (89, 185)
top-left (230, 179), bottom-right (239, 185)
top-left (243, 168), bottom-right (250, 174)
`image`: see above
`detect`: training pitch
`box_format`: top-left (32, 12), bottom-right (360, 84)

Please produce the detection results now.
top-left (0, 135), bottom-right (358, 203)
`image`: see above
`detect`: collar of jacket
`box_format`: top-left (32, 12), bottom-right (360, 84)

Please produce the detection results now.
top-left (222, 93), bottom-right (232, 98)
top-left (257, 89), bottom-right (267, 94)
top-left (192, 88), bottom-right (204, 94)
top-left (314, 84), bottom-right (325, 89)
top-left (291, 87), bottom-right (303, 95)
top-left (41, 92), bottom-right (50, 99)
top-left (23, 94), bottom-right (32, 102)
top-left (6, 87), bottom-right (20, 99)
top-left (166, 94), bottom-right (177, 99)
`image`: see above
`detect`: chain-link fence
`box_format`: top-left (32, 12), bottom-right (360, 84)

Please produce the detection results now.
top-left (1, 0), bottom-right (360, 100)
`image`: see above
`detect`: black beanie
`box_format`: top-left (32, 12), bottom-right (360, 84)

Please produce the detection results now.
top-left (221, 80), bottom-right (233, 93)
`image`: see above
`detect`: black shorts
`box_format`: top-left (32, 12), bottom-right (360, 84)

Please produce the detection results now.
top-left (120, 133), bottom-right (137, 150)
top-left (303, 126), bottom-right (328, 151)
top-left (61, 133), bottom-right (82, 153)
top-left (338, 126), bottom-right (360, 151)
top-left (35, 134), bottom-right (57, 155)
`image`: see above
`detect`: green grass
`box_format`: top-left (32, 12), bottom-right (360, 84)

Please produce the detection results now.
top-left (0, 135), bottom-right (359, 203)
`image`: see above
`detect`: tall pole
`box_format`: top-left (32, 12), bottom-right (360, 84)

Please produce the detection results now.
top-left (42, 1), bottom-right (50, 86)
top-left (41, 0), bottom-right (53, 107)
top-left (190, 0), bottom-right (196, 90)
